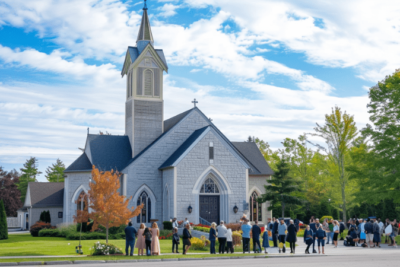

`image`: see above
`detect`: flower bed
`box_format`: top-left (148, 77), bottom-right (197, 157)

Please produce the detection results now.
top-left (193, 226), bottom-right (210, 233)
top-left (194, 224), bottom-right (211, 228)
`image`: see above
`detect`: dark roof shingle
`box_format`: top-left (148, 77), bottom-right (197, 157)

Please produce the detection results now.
top-left (87, 135), bottom-right (132, 172)
top-left (231, 142), bottom-right (274, 175)
top-left (27, 182), bottom-right (64, 208)
top-left (64, 153), bottom-right (92, 173)
top-left (163, 108), bottom-right (193, 133)
top-left (159, 126), bottom-right (209, 169)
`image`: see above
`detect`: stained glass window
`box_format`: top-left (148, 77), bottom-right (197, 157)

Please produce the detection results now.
top-left (250, 191), bottom-right (262, 222)
top-left (137, 191), bottom-right (151, 223)
top-left (200, 177), bottom-right (219, 194)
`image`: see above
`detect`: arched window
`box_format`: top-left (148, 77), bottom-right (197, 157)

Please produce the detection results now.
top-left (144, 69), bottom-right (153, 96)
top-left (250, 191), bottom-right (262, 222)
top-left (77, 191), bottom-right (87, 212)
top-left (200, 177), bottom-right (220, 194)
top-left (137, 191), bottom-right (151, 223)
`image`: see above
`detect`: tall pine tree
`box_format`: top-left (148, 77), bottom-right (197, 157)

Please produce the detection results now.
top-left (258, 158), bottom-right (303, 218)
top-left (18, 157), bottom-right (41, 203)
top-left (45, 159), bottom-right (65, 182)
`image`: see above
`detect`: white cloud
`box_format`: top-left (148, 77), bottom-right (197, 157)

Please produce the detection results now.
top-left (184, 0), bottom-right (400, 82)
top-left (158, 3), bottom-right (180, 17)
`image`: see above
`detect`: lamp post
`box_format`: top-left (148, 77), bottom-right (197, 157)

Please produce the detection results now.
top-left (188, 205), bottom-right (192, 214)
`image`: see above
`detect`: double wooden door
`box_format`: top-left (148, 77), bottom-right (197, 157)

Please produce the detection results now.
top-left (199, 195), bottom-right (220, 224)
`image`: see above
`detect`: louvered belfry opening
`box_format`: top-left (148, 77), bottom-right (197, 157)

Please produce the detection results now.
top-left (144, 69), bottom-right (153, 96)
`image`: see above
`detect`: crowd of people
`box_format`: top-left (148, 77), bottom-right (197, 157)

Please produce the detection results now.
top-left (122, 216), bottom-right (399, 257)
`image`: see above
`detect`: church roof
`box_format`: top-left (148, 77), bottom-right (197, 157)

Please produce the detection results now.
top-left (136, 8), bottom-right (154, 44)
top-left (25, 182), bottom-right (64, 208)
top-left (64, 152), bottom-right (92, 173)
top-left (159, 126), bottom-right (209, 169)
top-left (126, 46), bottom-right (168, 71)
top-left (231, 142), bottom-right (274, 175)
top-left (163, 108), bottom-right (194, 133)
top-left (65, 135), bottom-right (132, 173)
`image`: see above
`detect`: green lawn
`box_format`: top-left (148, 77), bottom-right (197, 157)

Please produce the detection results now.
top-left (0, 234), bottom-right (279, 257)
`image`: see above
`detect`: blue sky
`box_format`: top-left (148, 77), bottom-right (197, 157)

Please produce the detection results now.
top-left (1, 0), bottom-right (399, 180)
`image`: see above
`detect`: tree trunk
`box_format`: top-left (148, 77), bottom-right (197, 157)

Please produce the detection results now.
top-left (106, 226), bottom-right (109, 244)
top-left (282, 202), bottom-right (285, 218)
top-left (341, 182), bottom-right (347, 227)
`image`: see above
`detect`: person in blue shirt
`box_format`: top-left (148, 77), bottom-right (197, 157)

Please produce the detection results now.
top-left (241, 218), bottom-right (252, 253)
top-left (346, 227), bottom-right (359, 246)
top-left (316, 224), bottom-right (327, 254)
top-left (309, 218), bottom-right (320, 253)
top-left (278, 219), bottom-right (287, 253)
top-left (252, 220), bottom-right (261, 253)
top-left (125, 222), bottom-right (137, 256)
top-left (304, 225), bottom-right (314, 254)
top-left (209, 223), bottom-right (217, 254)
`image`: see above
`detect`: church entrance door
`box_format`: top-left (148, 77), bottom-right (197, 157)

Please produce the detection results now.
top-left (199, 196), bottom-right (219, 224)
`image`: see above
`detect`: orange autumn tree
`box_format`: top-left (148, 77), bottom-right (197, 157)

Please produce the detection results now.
top-left (73, 192), bottom-right (89, 249)
top-left (86, 166), bottom-right (143, 243)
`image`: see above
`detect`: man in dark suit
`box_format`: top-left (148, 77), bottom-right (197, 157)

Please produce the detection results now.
top-left (124, 222), bottom-right (137, 256)
top-left (272, 217), bottom-right (279, 247)
top-left (252, 220), bottom-right (261, 253)
top-left (309, 218), bottom-right (320, 253)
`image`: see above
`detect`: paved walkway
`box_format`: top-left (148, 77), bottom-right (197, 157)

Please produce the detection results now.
top-left (0, 240), bottom-right (397, 260)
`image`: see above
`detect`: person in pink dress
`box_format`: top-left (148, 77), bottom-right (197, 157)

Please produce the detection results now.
top-left (135, 223), bottom-right (146, 256)
top-left (151, 222), bottom-right (160, 255)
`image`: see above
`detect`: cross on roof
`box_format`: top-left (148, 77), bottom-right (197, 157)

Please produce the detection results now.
top-left (143, 0), bottom-right (148, 10)
top-left (192, 98), bottom-right (198, 107)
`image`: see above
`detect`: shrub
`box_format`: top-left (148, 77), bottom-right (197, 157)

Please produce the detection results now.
top-left (193, 226), bottom-right (210, 233)
top-left (39, 229), bottom-right (61, 237)
top-left (58, 224), bottom-right (76, 237)
top-left (30, 222), bottom-right (55, 237)
top-left (297, 229), bottom-right (305, 237)
top-left (163, 221), bottom-right (172, 230)
top-left (66, 232), bottom-right (107, 240)
top-left (225, 223), bottom-right (241, 231)
top-left (190, 237), bottom-right (207, 250)
top-left (0, 200), bottom-right (8, 240)
top-left (159, 230), bottom-right (173, 239)
top-left (232, 231), bottom-right (242, 246)
top-left (91, 242), bottom-right (123, 255)
top-left (194, 224), bottom-right (211, 228)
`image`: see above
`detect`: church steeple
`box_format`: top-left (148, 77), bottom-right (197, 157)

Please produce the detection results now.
top-left (136, 0), bottom-right (154, 47)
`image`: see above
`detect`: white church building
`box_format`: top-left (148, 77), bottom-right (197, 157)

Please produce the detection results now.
top-left (54, 4), bottom-right (273, 228)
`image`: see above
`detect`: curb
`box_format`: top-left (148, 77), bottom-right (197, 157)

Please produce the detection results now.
top-left (161, 259), bottom-right (178, 261)
top-left (0, 264), bottom-right (17, 266)
top-left (17, 263), bottom-right (42, 266)
top-left (73, 261), bottom-right (106, 264)
top-left (178, 258), bottom-right (202, 261)
top-left (45, 262), bottom-right (73, 265)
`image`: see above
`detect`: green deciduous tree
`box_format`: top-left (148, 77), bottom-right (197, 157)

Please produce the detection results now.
top-left (0, 200), bottom-right (8, 240)
top-left (45, 159), bottom-right (65, 182)
top-left (310, 106), bottom-right (358, 224)
top-left (18, 157), bottom-right (41, 203)
top-left (258, 158), bottom-right (303, 218)
top-left (362, 69), bottom-right (400, 203)
top-left (255, 138), bottom-right (280, 171)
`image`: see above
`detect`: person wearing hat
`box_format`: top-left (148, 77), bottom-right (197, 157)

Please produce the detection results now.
top-left (217, 221), bottom-right (227, 254)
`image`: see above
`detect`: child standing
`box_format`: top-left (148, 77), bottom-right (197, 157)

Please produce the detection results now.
top-left (172, 227), bottom-right (180, 253)
top-left (262, 229), bottom-right (270, 254)
top-left (143, 227), bottom-right (152, 256)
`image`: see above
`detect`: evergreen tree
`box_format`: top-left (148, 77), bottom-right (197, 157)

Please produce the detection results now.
top-left (45, 159), bottom-right (65, 182)
top-left (39, 211), bottom-right (45, 222)
top-left (0, 200), bottom-right (8, 240)
top-left (258, 158), bottom-right (304, 218)
top-left (47, 210), bottom-right (51, 224)
top-left (18, 157), bottom-right (41, 203)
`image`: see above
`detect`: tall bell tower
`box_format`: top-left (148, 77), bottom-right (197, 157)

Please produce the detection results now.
top-left (121, 0), bottom-right (168, 157)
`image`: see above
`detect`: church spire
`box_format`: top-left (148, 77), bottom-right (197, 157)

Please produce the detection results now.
top-left (136, 0), bottom-right (154, 45)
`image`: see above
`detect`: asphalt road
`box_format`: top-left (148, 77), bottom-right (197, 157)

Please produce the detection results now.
top-left (19, 253), bottom-right (400, 267)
